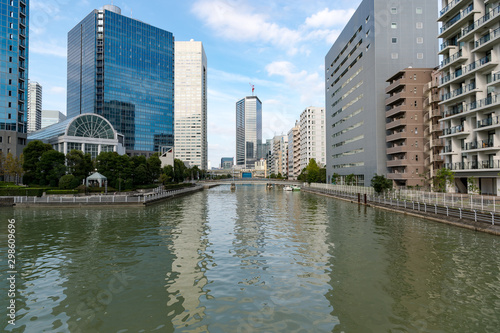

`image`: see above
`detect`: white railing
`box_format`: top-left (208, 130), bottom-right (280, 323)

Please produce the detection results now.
top-left (14, 186), bottom-right (202, 205)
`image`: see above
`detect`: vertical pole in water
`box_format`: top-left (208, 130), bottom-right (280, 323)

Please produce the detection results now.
top-left (459, 208), bottom-right (462, 219)
top-left (470, 195), bottom-right (473, 210)
top-left (481, 196), bottom-right (483, 211)
top-left (364, 194), bottom-right (367, 205)
top-left (358, 193), bottom-right (360, 204)
top-left (491, 212), bottom-right (495, 225)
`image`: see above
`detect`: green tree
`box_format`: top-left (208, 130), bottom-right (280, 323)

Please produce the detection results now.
top-left (134, 164), bottom-right (149, 185)
top-left (59, 174), bottom-right (80, 189)
top-left (38, 150), bottom-right (66, 187)
top-left (345, 173), bottom-right (356, 186)
top-left (371, 174), bottom-right (393, 194)
top-left (331, 173), bottom-right (340, 184)
top-left (162, 165), bottom-right (174, 183)
top-left (306, 159), bottom-right (320, 184)
top-left (319, 168), bottom-right (326, 183)
top-left (22, 140), bottom-right (53, 184)
top-left (66, 150), bottom-right (93, 183)
top-left (146, 153), bottom-right (162, 183)
top-left (95, 152), bottom-right (132, 187)
top-left (173, 159), bottom-right (186, 183)
top-left (433, 168), bottom-right (454, 193)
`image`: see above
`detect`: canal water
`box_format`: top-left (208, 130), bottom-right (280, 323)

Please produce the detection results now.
top-left (1, 185), bottom-right (500, 332)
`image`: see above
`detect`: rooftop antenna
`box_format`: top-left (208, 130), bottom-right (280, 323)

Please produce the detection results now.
top-left (249, 83), bottom-right (255, 96)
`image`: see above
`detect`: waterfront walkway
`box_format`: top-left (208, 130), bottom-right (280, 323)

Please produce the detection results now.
top-left (303, 186), bottom-right (500, 236)
top-left (13, 185), bottom-right (204, 207)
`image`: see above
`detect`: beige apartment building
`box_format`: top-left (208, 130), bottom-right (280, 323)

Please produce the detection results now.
top-left (287, 123), bottom-right (301, 179)
top-left (438, 0), bottom-right (500, 194)
top-left (386, 68), bottom-right (433, 187)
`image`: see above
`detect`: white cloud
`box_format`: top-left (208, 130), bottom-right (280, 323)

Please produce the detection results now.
top-left (304, 8), bottom-right (356, 29)
top-left (192, 0), bottom-right (301, 52)
top-left (30, 40), bottom-right (66, 58)
top-left (265, 61), bottom-right (324, 105)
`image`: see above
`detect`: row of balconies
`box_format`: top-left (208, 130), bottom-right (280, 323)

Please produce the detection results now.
top-left (459, 5), bottom-right (500, 41)
top-left (440, 55), bottom-right (494, 86)
top-left (444, 160), bottom-right (500, 170)
top-left (441, 82), bottom-right (476, 102)
top-left (439, 3), bottom-right (475, 37)
top-left (439, 0), bottom-right (463, 20)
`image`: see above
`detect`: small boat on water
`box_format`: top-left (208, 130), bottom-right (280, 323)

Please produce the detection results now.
top-left (283, 186), bottom-right (293, 191)
top-left (230, 183), bottom-right (236, 191)
top-left (291, 186), bottom-right (301, 191)
top-left (266, 183), bottom-right (273, 189)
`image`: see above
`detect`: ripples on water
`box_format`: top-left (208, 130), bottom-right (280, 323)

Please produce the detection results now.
top-left (1, 185), bottom-right (500, 332)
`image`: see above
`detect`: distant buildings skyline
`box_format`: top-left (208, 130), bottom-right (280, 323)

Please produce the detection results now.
top-left (41, 110), bottom-right (66, 129)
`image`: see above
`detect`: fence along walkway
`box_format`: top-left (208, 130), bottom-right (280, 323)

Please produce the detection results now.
top-left (14, 185), bottom-right (202, 205)
top-left (310, 184), bottom-right (500, 213)
top-left (308, 184), bottom-right (500, 226)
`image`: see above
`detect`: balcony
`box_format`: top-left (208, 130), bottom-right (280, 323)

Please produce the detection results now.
top-left (460, 5), bottom-right (500, 41)
top-left (439, 39), bottom-right (458, 55)
top-left (432, 154), bottom-right (444, 162)
top-left (440, 82), bottom-right (476, 103)
top-left (445, 160), bottom-right (500, 171)
top-left (477, 116), bottom-right (500, 130)
top-left (385, 77), bottom-right (405, 94)
top-left (430, 124), bottom-right (442, 133)
top-left (474, 27), bottom-right (500, 53)
top-left (440, 49), bottom-right (467, 70)
top-left (442, 104), bottom-right (465, 118)
top-left (386, 131), bottom-right (406, 142)
top-left (464, 140), bottom-right (498, 151)
top-left (439, 4), bottom-right (476, 38)
top-left (386, 117), bottom-right (407, 130)
top-left (439, 0), bottom-right (463, 21)
top-left (387, 171), bottom-right (408, 180)
top-left (385, 91), bottom-right (406, 106)
top-left (442, 124), bottom-right (466, 136)
top-left (387, 158), bottom-right (408, 167)
top-left (386, 104), bottom-right (406, 118)
top-left (387, 144), bottom-right (407, 154)
top-left (440, 55), bottom-right (496, 87)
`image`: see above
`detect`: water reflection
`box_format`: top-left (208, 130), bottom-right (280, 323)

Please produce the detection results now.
top-left (1, 186), bottom-right (499, 332)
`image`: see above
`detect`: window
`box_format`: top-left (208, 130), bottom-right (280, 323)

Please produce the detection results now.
top-left (392, 37), bottom-right (397, 43)
top-left (415, 141), bottom-right (418, 148)
top-left (417, 53), bottom-right (424, 59)
top-left (391, 23), bottom-right (397, 29)
top-left (391, 7), bottom-right (397, 14)
top-left (413, 74), bottom-right (417, 80)
top-left (417, 37), bottom-right (423, 44)
top-left (366, 29), bottom-right (370, 37)
top-left (416, 7), bottom-right (422, 14)
top-left (416, 155), bottom-right (419, 161)
top-left (391, 53), bottom-right (398, 59)
top-left (415, 127), bottom-right (418, 134)
top-left (366, 44), bottom-right (371, 51)
top-left (8, 136), bottom-right (11, 144)
top-left (416, 22), bottom-right (423, 29)
top-left (366, 15), bottom-right (370, 23)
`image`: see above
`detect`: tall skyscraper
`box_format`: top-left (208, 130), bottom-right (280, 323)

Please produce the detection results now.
top-left (0, 0), bottom-right (28, 156)
top-left (325, 0), bottom-right (438, 185)
top-left (174, 40), bottom-right (207, 170)
top-left (67, 5), bottom-right (174, 156)
top-left (27, 81), bottom-right (41, 133)
top-left (236, 96), bottom-right (262, 168)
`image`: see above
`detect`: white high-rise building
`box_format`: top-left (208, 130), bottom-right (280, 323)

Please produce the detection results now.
top-left (299, 107), bottom-right (326, 170)
top-left (174, 40), bottom-right (208, 170)
top-left (27, 81), bottom-right (42, 133)
top-left (272, 135), bottom-right (288, 176)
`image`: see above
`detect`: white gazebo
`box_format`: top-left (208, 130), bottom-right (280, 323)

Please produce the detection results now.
top-left (86, 172), bottom-right (107, 187)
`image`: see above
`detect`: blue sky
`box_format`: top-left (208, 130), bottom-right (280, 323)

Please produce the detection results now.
top-left (29, 0), bottom-right (362, 167)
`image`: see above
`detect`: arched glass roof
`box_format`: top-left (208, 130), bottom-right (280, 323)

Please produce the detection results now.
top-left (67, 114), bottom-right (115, 139)
top-left (28, 114), bottom-right (116, 141)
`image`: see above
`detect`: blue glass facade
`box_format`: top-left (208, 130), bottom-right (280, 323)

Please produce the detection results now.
top-left (0, 0), bottom-right (28, 134)
top-left (67, 7), bottom-right (174, 153)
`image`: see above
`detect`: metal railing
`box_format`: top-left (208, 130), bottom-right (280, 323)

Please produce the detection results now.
top-left (307, 184), bottom-right (500, 226)
top-left (13, 186), bottom-right (202, 205)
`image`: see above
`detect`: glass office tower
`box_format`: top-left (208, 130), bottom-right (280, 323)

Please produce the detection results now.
top-left (236, 96), bottom-right (262, 168)
top-left (0, 0), bottom-right (29, 156)
top-left (67, 5), bottom-right (174, 155)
